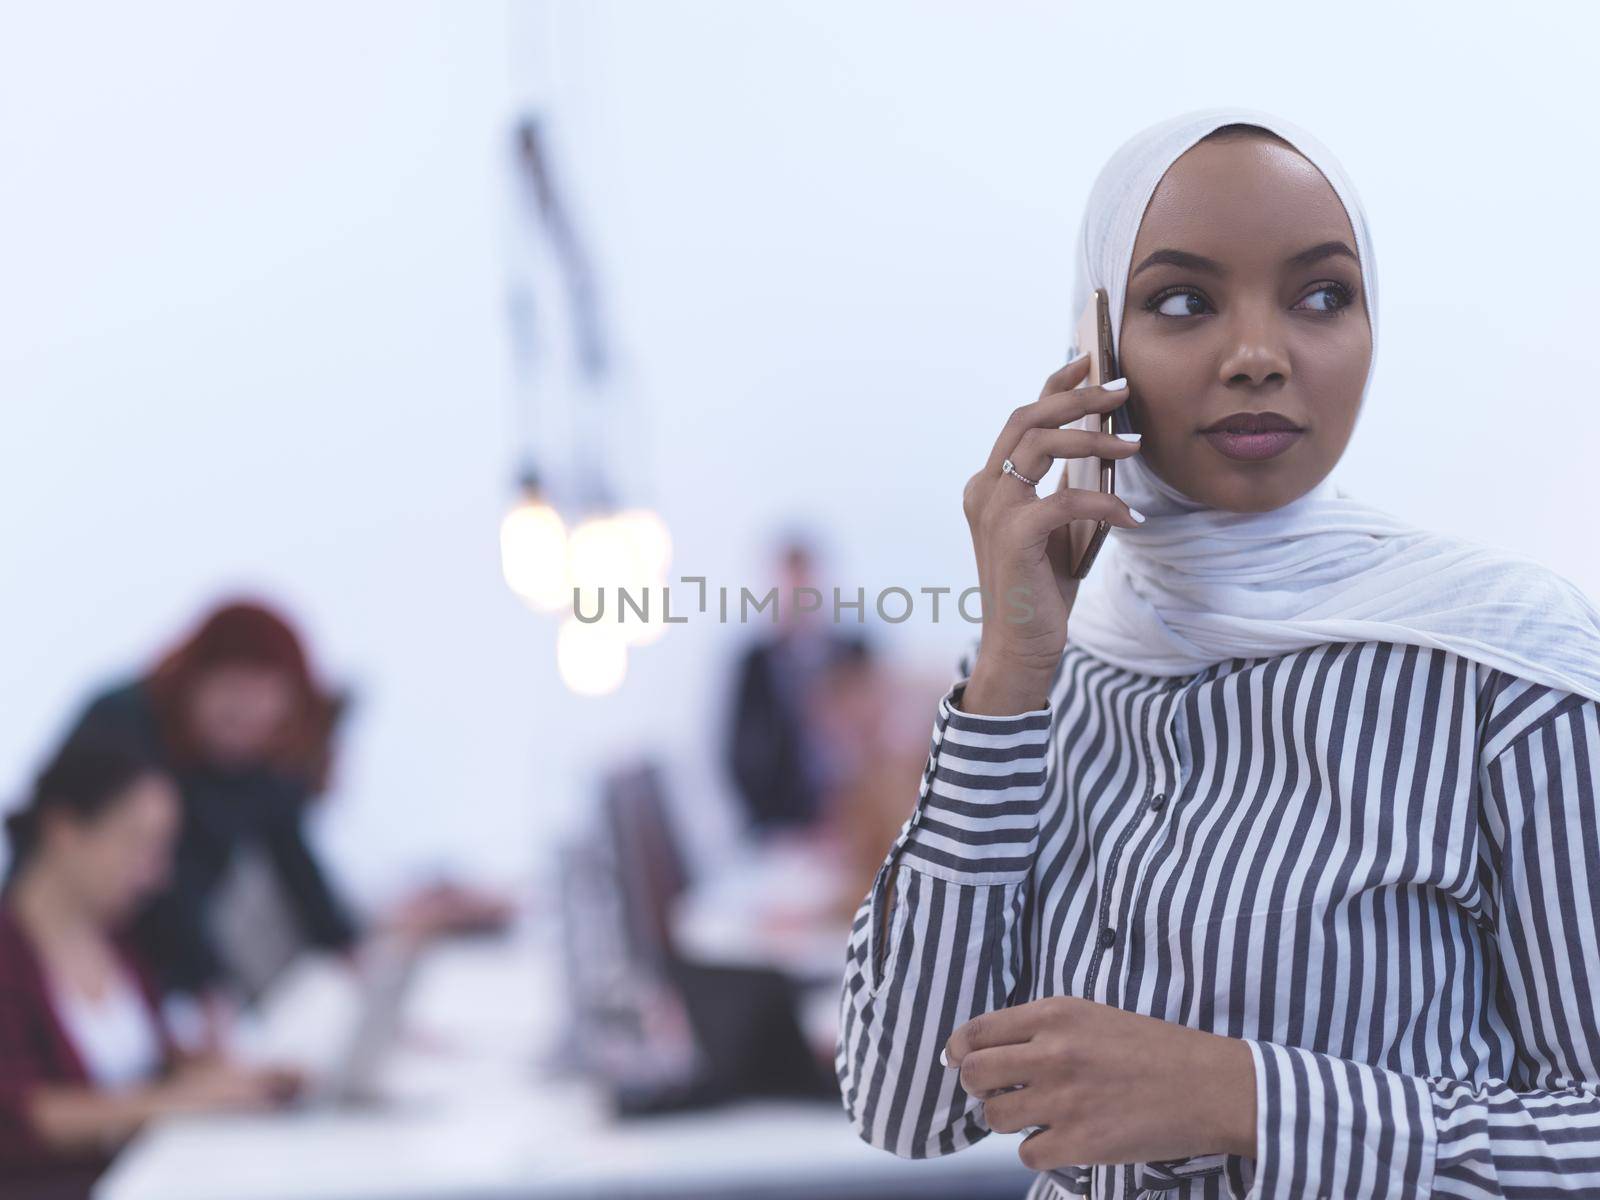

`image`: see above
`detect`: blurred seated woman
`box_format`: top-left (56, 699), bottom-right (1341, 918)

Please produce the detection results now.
top-left (59, 599), bottom-right (507, 1046)
top-left (0, 736), bottom-right (297, 1200)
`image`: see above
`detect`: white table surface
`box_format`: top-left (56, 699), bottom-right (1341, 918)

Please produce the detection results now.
top-left (670, 838), bottom-right (857, 984)
top-left (95, 918), bottom-right (1032, 1200)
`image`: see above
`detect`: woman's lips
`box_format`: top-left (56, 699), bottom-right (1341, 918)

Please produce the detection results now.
top-left (1201, 428), bottom-right (1303, 461)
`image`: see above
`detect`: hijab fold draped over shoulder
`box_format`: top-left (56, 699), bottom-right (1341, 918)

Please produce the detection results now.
top-left (1062, 106), bottom-right (1600, 706)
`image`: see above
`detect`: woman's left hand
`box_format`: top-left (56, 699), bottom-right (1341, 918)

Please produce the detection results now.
top-left (944, 996), bottom-right (1257, 1170)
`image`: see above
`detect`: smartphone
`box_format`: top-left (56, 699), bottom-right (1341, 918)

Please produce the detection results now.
top-left (1059, 287), bottom-right (1122, 579)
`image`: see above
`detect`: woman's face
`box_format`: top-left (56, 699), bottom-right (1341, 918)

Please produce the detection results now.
top-left (187, 663), bottom-right (295, 764)
top-left (1117, 133), bottom-right (1373, 513)
top-left (50, 773), bottom-right (180, 920)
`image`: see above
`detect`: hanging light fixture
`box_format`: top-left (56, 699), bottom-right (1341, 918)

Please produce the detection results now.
top-left (503, 105), bottom-right (673, 690)
top-left (611, 506), bottom-right (673, 582)
top-left (556, 614), bottom-right (628, 697)
top-left (500, 473), bottom-right (570, 613)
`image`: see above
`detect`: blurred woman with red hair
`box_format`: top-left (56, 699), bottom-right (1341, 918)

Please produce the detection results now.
top-left (58, 598), bottom-right (504, 1044)
top-left (60, 600), bottom-right (358, 1017)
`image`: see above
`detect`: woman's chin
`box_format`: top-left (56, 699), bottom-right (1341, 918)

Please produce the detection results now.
top-left (1173, 470), bottom-right (1313, 515)
top-left (1133, 447), bottom-right (1326, 515)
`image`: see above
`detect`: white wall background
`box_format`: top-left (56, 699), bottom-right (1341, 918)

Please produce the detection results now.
top-left (4, 0), bottom-right (1597, 907)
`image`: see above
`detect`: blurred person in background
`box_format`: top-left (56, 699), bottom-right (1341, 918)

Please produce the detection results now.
top-left (0, 735), bottom-right (298, 1200)
top-left (725, 534), bottom-right (870, 840)
top-left (55, 598), bottom-right (508, 1046)
top-left (805, 646), bottom-right (942, 923)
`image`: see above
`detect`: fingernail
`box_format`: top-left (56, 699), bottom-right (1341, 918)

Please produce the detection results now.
top-left (1067, 348), bottom-right (1089, 365)
top-left (1129, 507), bottom-right (1146, 524)
top-left (1103, 377), bottom-right (1128, 391)
top-left (1115, 432), bottom-right (1142, 442)
top-left (940, 1048), bottom-right (951, 1068)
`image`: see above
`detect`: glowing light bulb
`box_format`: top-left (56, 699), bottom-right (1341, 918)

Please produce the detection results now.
top-left (607, 508), bottom-right (672, 646)
top-left (611, 508), bottom-right (673, 581)
top-left (501, 494), bottom-right (568, 606)
top-left (556, 616), bottom-right (627, 696)
top-left (501, 498), bottom-right (570, 612)
top-left (618, 602), bottom-right (667, 647)
top-left (568, 514), bottom-right (634, 619)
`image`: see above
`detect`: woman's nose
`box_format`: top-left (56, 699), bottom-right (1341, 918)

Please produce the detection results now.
top-left (1217, 308), bottom-right (1291, 387)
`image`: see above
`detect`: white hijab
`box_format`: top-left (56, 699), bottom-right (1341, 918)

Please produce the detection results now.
top-left (1064, 107), bottom-right (1600, 706)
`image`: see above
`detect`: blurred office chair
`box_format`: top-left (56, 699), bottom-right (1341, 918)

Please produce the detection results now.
top-left (563, 759), bottom-right (836, 1114)
top-left (601, 760), bottom-right (690, 971)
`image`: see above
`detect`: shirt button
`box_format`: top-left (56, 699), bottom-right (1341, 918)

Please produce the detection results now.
top-left (1150, 791), bottom-right (1167, 811)
top-left (1098, 927), bottom-right (1116, 948)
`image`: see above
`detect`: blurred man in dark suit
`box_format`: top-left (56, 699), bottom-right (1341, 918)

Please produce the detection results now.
top-left (725, 536), bottom-right (870, 837)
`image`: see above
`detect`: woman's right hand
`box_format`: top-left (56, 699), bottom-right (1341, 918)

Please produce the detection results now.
top-left (25, 1059), bottom-right (303, 1155)
top-left (960, 355), bottom-right (1143, 715)
top-left (154, 1060), bottom-right (302, 1115)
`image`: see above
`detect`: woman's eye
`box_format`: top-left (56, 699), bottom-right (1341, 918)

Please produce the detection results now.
top-left (1153, 290), bottom-right (1209, 317)
top-left (1295, 284), bottom-right (1352, 313)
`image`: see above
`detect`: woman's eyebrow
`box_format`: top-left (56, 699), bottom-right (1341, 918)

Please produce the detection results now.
top-left (1285, 240), bottom-right (1359, 269)
top-left (1130, 240), bottom-right (1359, 281)
top-left (1131, 248), bottom-right (1222, 279)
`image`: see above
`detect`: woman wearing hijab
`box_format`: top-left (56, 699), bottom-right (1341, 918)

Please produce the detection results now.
top-left (836, 108), bottom-right (1600, 1199)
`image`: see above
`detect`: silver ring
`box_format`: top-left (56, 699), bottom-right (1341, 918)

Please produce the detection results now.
top-left (1001, 458), bottom-right (1040, 489)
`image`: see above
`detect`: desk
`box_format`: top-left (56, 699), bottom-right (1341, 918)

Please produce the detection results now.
top-left (670, 838), bottom-right (863, 1058)
top-left (96, 921), bottom-right (1033, 1200)
top-left (670, 838), bottom-right (855, 984)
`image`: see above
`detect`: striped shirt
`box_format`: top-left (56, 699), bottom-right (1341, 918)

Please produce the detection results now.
top-left (836, 636), bottom-right (1600, 1199)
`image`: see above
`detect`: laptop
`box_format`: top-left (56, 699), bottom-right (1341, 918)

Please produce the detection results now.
top-left (230, 932), bottom-right (422, 1110)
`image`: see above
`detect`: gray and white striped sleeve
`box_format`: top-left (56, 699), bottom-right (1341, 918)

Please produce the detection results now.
top-left (1240, 690), bottom-right (1600, 1199)
top-left (836, 641), bottom-right (1055, 1158)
